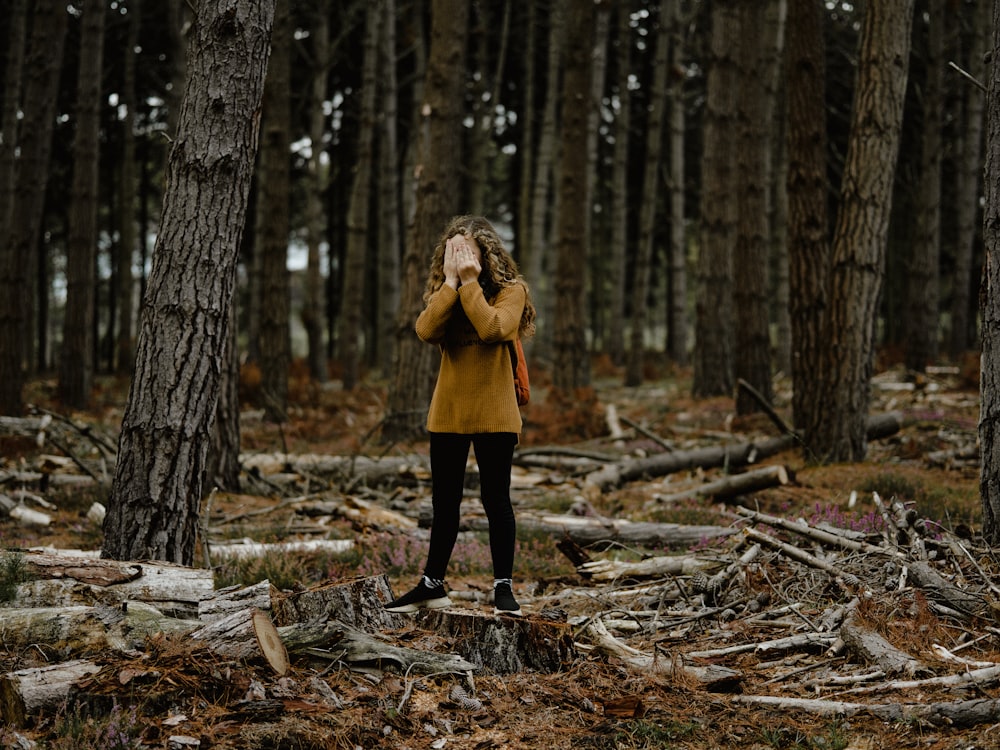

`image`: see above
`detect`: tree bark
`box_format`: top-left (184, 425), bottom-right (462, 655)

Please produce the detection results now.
top-left (625, 0), bottom-right (670, 388)
top-left (733, 0), bottom-right (781, 415)
top-left (256, 0), bottom-right (292, 421)
top-left (0, 0), bottom-right (68, 415)
top-left (377, 0), bottom-right (401, 380)
top-left (666, 0), bottom-right (689, 366)
top-left (302, 0), bottom-right (330, 383)
top-left (525, 0), bottom-right (563, 361)
top-left (607, 0), bottom-right (632, 367)
top-left (806, 0), bottom-right (914, 462)
top-left (340, 3), bottom-right (380, 391)
top-left (692, 0), bottom-right (739, 398)
top-left (102, 0), bottom-right (276, 564)
top-left (0, 0), bottom-right (27, 259)
top-left (58, 0), bottom-right (106, 410)
top-left (552, 0), bottom-right (592, 391)
top-left (903, 0), bottom-right (944, 372)
top-left (950, 0), bottom-right (988, 356)
top-left (115, 0), bottom-right (141, 374)
top-left (383, 0), bottom-right (469, 440)
top-left (786, 0), bottom-right (830, 433)
top-left (419, 608), bottom-right (575, 674)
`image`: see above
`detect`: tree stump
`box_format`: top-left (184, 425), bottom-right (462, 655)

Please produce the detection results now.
top-left (419, 609), bottom-right (575, 674)
top-left (273, 574), bottom-right (408, 632)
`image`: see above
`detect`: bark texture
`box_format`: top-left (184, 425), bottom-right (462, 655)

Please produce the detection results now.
top-left (102, 0), bottom-right (275, 563)
top-left (805, 0), bottom-right (914, 462)
top-left (384, 0), bottom-right (469, 440)
top-left (980, 0), bottom-right (1000, 544)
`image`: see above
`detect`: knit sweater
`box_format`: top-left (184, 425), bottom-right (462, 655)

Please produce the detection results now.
top-left (415, 281), bottom-right (526, 435)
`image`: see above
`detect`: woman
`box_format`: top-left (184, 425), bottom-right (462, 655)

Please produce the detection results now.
top-left (385, 215), bottom-right (536, 616)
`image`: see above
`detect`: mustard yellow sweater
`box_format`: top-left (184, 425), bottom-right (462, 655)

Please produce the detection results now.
top-left (415, 281), bottom-right (526, 435)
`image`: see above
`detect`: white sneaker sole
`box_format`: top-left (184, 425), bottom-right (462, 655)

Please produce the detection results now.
top-left (385, 596), bottom-right (452, 613)
top-left (493, 606), bottom-right (523, 616)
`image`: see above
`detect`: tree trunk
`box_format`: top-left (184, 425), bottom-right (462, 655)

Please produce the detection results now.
top-left (383, 0), bottom-right (469, 441)
top-left (0, 0), bottom-right (68, 415)
top-left (377, 0), bottom-right (401, 381)
top-left (102, 0), bottom-right (275, 564)
top-left (950, 0), bottom-right (988, 357)
top-left (206, 300), bottom-right (242, 492)
top-left (732, 0), bottom-right (782, 415)
top-left (903, 0), bottom-right (944, 372)
top-left (58, 0), bottom-right (106, 410)
top-left (525, 0), bottom-right (563, 361)
top-left (585, 2), bottom-right (610, 351)
top-left (607, 1), bottom-right (632, 367)
top-left (786, 0), bottom-right (830, 433)
top-left (467, 1), bottom-right (511, 215)
top-left (340, 3), bottom-right (379, 391)
top-left (0, 0), bottom-right (27, 256)
top-left (256, 0), bottom-right (291, 421)
top-left (807, 0), bottom-right (914, 462)
top-left (625, 0), bottom-right (670, 388)
top-left (302, 0), bottom-right (330, 384)
top-left (692, 0), bottom-right (739, 398)
top-left (666, 0), bottom-right (689, 366)
top-left (552, 0), bottom-right (592, 391)
top-left (115, 0), bottom-right (140, 375)
top-left (979, 0), bottom-right (1000, 545)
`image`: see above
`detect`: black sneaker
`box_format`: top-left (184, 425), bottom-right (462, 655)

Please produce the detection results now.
top-left (384, 581), bottom-right (452, 613)
top-left (492, 582), bottom-right (522, 616)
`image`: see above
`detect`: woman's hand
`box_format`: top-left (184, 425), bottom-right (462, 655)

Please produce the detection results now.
top-left (444, 236), bottom-right (461, 288)
top-left (445, 235), bottom-right (482, 289)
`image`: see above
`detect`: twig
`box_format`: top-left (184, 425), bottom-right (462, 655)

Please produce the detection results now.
top-left (736, 379), bottom-right (794, 436)
top-left (948, 60), bottom-right (987, 92)
top-left (619, 415), bottom-right (674, 451)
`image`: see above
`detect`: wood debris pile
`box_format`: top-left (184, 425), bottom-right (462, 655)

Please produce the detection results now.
top-left (1, 368), bottom-right (998, 748)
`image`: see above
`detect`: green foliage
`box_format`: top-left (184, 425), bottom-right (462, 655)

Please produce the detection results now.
top-left (756, 719), bottom-right (849, 750)
top-left (0, 551), bottom-right (30, 602)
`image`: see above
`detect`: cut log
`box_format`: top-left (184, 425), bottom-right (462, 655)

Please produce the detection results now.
top-left (516, 513), bottom-right (735, 549)
top-left (0, 660), bottom-right (101, 728)
top-left (10, 551), bottom-right (214, 618)
top-left (207, 538), bottom-right (354, 560)
top-left (650, 464), bottom-right (790, 505)
top-left (734, 695), bottom-right (1000, 728)
top-left (578, 553), bottom-right (722, 582)
top-left (241, 453), bottom-right (429, 488)
top-left (274, 574), bottom-right (407, 632)
top-left (0, 602), bottom-right (199, 655)
top-left (188, 608), bottom-right (289, 675)
top-left (199, 580), bottom-right (281, 620)
top-left (418, 608), bottom-right (575, 674)
top-left (585, 618), bottom-right (742, 691)
top-left (840, 614), bottom-right (929, 678)
top-left (906, 559), bottom-right (989, 619)
top-left (585, 412), bottom-right (902, 491)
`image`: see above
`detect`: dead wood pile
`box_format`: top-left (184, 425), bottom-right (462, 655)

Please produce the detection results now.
top-left (2, 370), bottom-right (997, 747)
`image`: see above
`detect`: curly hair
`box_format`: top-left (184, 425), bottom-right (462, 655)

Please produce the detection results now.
top-left (424, 215), bottom-right (536, 337)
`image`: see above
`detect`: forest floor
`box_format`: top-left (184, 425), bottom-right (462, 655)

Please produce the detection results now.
top-left (2, 356), bottom-right (999, 750)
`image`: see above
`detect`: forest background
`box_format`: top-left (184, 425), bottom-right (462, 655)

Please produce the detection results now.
top-left (1, 0), bottom-right (998, 562)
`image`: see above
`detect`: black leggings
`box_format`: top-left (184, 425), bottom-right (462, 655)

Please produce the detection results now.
top-left (423, 432), bottom-right (518, 582)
